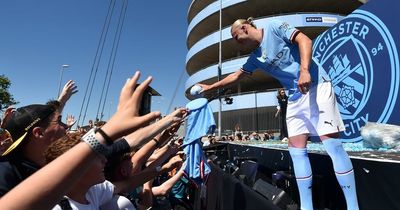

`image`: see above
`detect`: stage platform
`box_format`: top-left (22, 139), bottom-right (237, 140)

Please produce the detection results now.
top-left (204, 141), bottom-right (400, 210)
top-left (228, 140), bottom-right (400, 163)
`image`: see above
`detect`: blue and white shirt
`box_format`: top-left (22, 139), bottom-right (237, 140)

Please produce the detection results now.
top-left (242, 20), bottom-right (328, 100)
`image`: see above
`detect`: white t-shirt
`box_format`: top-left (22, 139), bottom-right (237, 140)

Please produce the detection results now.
top-left (52, 180), bottom-right (115, 210)
top-left (100, 195), bottom-right (136, 210)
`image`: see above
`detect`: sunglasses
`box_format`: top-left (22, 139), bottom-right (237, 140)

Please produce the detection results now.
top-left (49, 115), bottom-right (64, 125)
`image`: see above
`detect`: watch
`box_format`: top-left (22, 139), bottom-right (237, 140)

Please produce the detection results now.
top-left (82, 128), bottom-right (109, 156)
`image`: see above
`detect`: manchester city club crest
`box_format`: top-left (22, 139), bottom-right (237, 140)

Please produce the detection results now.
top-left (312, 9), bottom-right (399, 142)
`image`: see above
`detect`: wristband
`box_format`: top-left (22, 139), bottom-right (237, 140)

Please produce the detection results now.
top-left (95, 128), bottom-right (113, 145)
top-left (106, 138), bottom-right (130, 158)
top-left (82, 128), bottom-right (109, 156)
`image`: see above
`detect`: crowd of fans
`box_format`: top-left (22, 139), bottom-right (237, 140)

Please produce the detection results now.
top-left (0, 73), bottom-right (196, 210)
top-left (205, 127), bottom-right (283, 145)
top-left (0, 73), bottom-right (288, 210)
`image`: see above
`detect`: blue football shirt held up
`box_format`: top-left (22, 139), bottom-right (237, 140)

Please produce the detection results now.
top-left (183, 98), bottom-right (216, 185)
top-left (183, 98), bottom-right (216, 146)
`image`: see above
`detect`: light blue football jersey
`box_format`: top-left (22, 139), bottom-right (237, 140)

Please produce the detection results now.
top-left (242, 20), bottom-right (328, 101)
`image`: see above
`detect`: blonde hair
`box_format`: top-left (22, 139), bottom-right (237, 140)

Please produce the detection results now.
top-left (231, 17), bottom-right (257, 32)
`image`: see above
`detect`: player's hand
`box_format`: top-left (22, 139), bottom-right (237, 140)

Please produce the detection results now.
top-left (197, 83), bottom-right (211, 94)
top-left (298, 71), bottom-right (311, 94)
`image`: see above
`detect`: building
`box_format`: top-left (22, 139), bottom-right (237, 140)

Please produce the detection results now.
top-left (185, 0), bottom-right (364, 134)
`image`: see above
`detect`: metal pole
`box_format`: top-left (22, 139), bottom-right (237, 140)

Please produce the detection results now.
top-left (255, 92), bottom-right (259, 133)
top-left (217, 0), bottom-right (222, 138)
top-left (57, 65), bottom-right (69, 97)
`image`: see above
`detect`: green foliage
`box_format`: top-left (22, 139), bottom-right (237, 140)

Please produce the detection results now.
top-left (0, 74), bottom-right (18, 110)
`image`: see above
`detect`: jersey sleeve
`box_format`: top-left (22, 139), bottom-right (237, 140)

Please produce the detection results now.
top-left (241, 55), bottom-right (258, 74)
top-left (270, 20), bottom-right (300, 44)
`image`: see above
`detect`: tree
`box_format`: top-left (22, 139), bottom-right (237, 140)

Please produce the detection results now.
top-left (0, 74), bottom-right (18, 110)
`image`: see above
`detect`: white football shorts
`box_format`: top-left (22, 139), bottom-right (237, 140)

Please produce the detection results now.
top-left (286, 81), bottom-right (345, 137)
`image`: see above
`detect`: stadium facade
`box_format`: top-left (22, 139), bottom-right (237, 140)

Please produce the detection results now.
top-left (185, 0), bottom-right (364, 135)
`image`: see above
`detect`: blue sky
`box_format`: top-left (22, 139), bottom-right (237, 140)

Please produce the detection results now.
top-left (0, 0), bottom-right (191, 124)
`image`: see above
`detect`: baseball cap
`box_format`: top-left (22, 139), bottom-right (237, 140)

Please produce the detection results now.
top-left (0, 104), bottom-right (55, 156)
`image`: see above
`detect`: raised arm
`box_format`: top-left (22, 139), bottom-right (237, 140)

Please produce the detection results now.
top-left (198, 69), bottom-right (246, 93)
top-left (124, 108), bottom-right (187, 150)
top-left (145, 141), bottom-right (179, 167)
top-left (113, 155), bottom-right (182, 194)
top-left (151, 166), bottom-right (185, 196)
top-left (129, 134), bottom-right (160, 173)
top-left (0, 71), bottom-right (178, 210)
top-left (57, 80), bottom-right (78, 112)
